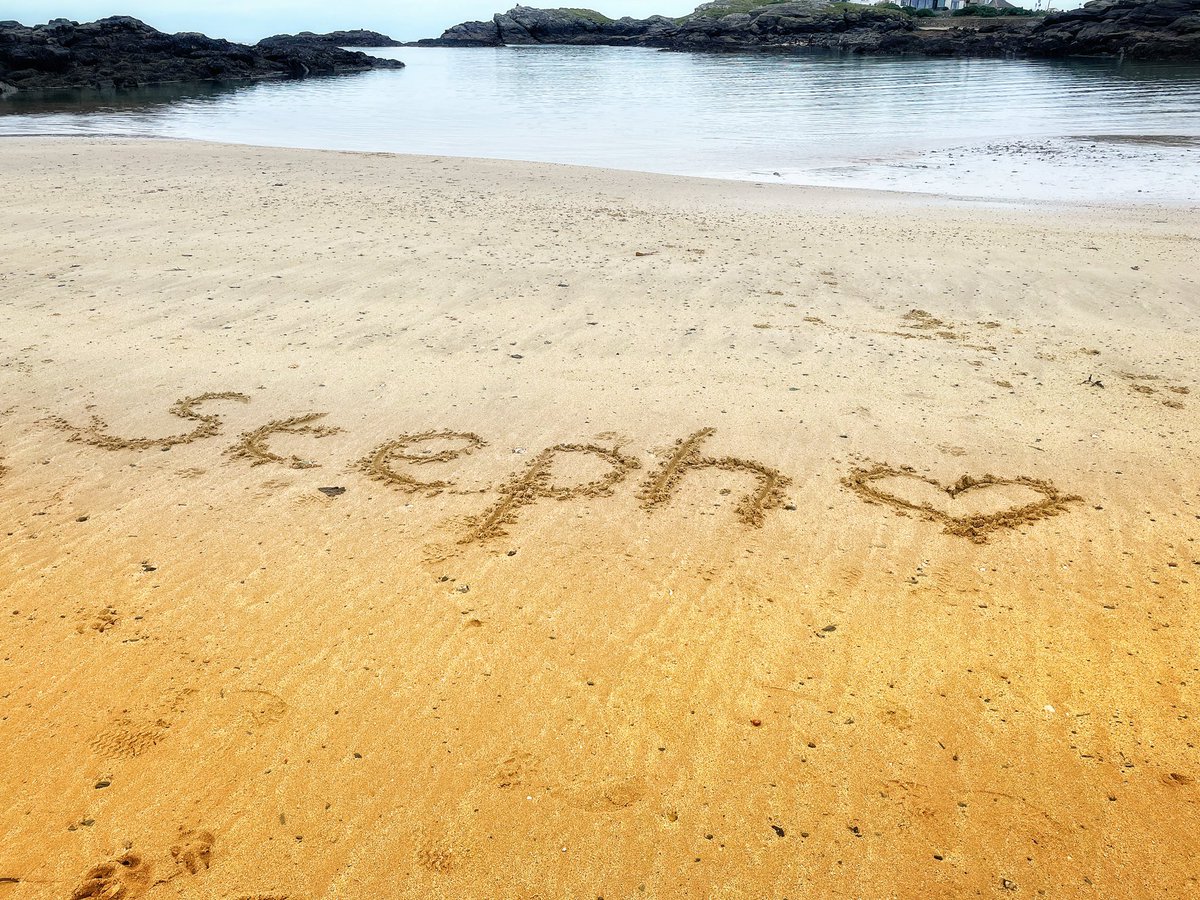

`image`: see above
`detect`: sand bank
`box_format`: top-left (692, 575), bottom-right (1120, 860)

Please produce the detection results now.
top-left (0, 138), bottom-right (1197, 898)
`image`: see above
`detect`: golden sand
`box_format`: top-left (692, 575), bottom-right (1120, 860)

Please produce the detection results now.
top-left (0, 138), bottom-right (1197, 898)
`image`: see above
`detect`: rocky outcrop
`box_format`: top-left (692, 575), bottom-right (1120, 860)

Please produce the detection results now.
top-left (659, 3), bottom-right (917, 51)
top-left (416, 0), bottom-right (1200, 60)
top-left (874, 0), bottom-right (1200, 59)
top-left (416, 6), bottom-right (677, 47)
top-left (0, 16), bottom-right (403, 94)
top-left (1027, 0), bottom-right (1200, 60)
top-left (257, 29), bottom-right (403, 49)
top-left (414, 2), bottom-right (930, 49)
top-left (425, 19), bottom-right (505, 46)
top-left (493, 7), bottom-right (678, 44)
top-left (885, 22), bottom-right (1033, 57)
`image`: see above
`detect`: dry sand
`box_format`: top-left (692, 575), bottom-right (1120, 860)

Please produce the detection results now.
top-left (0, 137), bottom-right (1197, 898)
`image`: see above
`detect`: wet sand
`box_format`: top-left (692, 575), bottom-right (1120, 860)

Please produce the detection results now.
top-left (0, 137), bottom-right (1197, 898)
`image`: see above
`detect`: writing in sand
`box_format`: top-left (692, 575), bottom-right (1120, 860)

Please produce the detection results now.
top-left (40, 391), bottom-right (1084, 546)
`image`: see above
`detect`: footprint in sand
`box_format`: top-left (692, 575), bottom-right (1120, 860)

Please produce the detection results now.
top-left (91, 717), bottom-right (171, 759)
top-left (1161, 772), bottom-right (1195, 787)
top-left (873, 309), bottom-right (998, 352)
top-left (492, 751), bottom-right (645, 811)
top-left (70, 851), bottom-right (151, 900)
top-left (567, 775), bottom-right (648, 812)
top-left (491, 750), bottom-right (545, 791)
top-left (75, 605), bottom-right (120, 634)
top-left (881, 780), bottom-right (1065, 855)
top-left (415, 844), bottom-right (455, 874)
top-left (170, 828), bottom-right (215, 875)
top-left (227, 689), bottom-right (288, 729)
top-left (251, 478), bottom-right (295, 500)
top-left (1122, 372), bottom-right (1189, 409)
top-left (90, 689), bottom-right (195, 759)
top-left (878, 705), bottom-right (915, 731)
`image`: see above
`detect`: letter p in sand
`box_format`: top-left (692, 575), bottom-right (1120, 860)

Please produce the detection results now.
top-left (462, 443), bottom-right (640, 544)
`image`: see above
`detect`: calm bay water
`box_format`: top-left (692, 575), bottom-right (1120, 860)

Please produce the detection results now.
top-left (3, 46), bottom-right (1199, 204)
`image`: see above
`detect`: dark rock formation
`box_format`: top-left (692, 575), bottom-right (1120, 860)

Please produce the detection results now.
top-left (867, 17), bottom-right (1036, 57)
top-left (413, 2), bottom-right (931, 49)
top-left (1027, 0), bottom-right (1200, 60)
top-left (0, 16), bottom-right (403, 95)
top-left (493, 7), bottom-right (678, 44)
top-left (427, 20), bottom-right (505, 46)
top-left (257, 29), bottom-right (403, 49)
top-left (415, 0), bottom-right (1200, 60)
top-left (416, 6), bottom-right (677, 47)
top-left (660, 3), bottom-right (918, 52)
top-left (870, 0), bottom-right (1200, 59)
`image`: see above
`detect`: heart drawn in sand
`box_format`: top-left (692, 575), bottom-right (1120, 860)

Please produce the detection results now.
top-left (843, 464), bottom-right (1082, 543)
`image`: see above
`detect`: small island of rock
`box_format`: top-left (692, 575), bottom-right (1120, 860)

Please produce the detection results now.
top-left (0, 16), bottom-right (404, 95)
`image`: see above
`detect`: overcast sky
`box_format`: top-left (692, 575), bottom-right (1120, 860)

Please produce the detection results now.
top-left (5, 1), bottom-right (709, 42)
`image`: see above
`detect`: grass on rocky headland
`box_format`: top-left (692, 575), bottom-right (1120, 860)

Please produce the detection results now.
top-left (555, 7), bottom-right (617, 24)
top-left (683, 0), bottom-right (794, 19)
top-left (680, 1), bottom-right (910, 21)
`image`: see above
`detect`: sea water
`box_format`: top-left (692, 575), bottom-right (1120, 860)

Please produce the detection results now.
top-left (3, 45), bottom-right (1198, 205)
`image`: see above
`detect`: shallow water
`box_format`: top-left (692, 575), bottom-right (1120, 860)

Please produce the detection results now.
top-left (3, 46), bottom-right (1199, 204)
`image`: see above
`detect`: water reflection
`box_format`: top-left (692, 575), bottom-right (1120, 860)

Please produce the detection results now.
top-left (3, 79), bottom-right (262, 114)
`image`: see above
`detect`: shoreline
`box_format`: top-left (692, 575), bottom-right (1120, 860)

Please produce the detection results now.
top-left (2, 132), bottom-right (1197, 213)
top-left (0, 137), bottom-right (1196, 898)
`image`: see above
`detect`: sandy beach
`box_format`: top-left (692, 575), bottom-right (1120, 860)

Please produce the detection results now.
top-left (0, 137), bottom-right (1197, 898)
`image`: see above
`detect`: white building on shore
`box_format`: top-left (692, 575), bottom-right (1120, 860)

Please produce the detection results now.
top-left (898, 0), bottom-right (1024, 10)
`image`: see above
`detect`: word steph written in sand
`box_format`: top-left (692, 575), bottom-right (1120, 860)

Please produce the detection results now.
top-left (45, 392), bottom-right (1082, 544)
